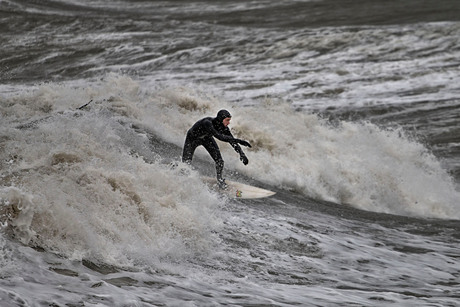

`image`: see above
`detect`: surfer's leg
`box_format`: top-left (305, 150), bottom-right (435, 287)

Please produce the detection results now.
top-left (203, 138), bottom-right (226, 188)
top-left (182, 134), bottom-right (200, 164)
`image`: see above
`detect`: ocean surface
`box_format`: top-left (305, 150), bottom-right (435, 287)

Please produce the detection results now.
top-left (1, 0), bottom-right (460, 306)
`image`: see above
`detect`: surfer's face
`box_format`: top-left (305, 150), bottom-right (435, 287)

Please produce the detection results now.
top-left (223, 117), bottom-right (231, 127)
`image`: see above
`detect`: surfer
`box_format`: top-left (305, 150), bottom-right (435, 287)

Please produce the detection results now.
top-left (182, 109), bottom-right (252, 189)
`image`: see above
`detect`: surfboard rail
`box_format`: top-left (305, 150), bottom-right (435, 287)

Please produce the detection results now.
top-left (202, 177), bottom-right (276, 199)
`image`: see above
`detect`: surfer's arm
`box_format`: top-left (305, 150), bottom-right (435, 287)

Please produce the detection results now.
top-left (225, 130), bottom-right (243, 153)
top-left (226, 131), bottom-right (250, 165)
top-left (232, 142), bottom-right (249, 165)
top-left (204, 120), bottom-right (252, 148)
top-left (226, 129), bottom-right (251, 148)
top-left (205, 120), bottom-right (235, 143)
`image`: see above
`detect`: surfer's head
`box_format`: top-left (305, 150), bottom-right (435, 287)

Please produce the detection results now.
top-left (216, 109), bottom-right (232, 127)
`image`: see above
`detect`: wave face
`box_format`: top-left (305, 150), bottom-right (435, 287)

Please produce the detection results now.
top-left (2, 76), bottom-right (459, 221)
top-left (1, 0), bottom-right (460, 306)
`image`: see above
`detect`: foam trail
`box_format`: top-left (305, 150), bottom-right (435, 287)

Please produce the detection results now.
top-left (0, 80), bottom-right (223, 265)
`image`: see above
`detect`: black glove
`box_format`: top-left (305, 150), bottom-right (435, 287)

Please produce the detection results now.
top-left (237, 139), bottom-right (252, 148)
top-left (240, 153), bottom-right (249, 165)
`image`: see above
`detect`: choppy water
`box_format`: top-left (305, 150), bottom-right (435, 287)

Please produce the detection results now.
top-left (1, 0), bottom-right (460, 306)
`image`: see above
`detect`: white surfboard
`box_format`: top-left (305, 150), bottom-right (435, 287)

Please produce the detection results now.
top-left (202, 177), bottom-right (276, 199)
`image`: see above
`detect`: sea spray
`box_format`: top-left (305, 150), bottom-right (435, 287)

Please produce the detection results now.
top-left (132, 83), bottom-right (460, 218)
top-left (1, 87), bottom-right (223, 265)
top-left (2, 75), bottom-right (459, 227)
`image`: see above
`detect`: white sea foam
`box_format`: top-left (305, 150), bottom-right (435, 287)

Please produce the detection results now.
top-left (132, 76), bottom-right (460, 219)
top-left (2, 75), bottom-right (458, 226)
top-left (1, 2), bottom-right (460, 305)
top-left (0, 80), bottom-right (224, 266)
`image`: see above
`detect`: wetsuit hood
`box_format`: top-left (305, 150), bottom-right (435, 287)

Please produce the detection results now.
top-left (215, 109), bottom-right (232, 122)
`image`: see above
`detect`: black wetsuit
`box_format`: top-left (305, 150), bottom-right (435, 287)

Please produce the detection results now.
top-left (182, 110), bottom-right (250, 182)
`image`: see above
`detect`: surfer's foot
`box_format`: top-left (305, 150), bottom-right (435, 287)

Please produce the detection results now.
top-left (218, 178), bottom-right (228, 190)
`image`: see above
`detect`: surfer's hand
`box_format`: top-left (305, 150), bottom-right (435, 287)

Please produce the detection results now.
top-left (238, 139), bottom-right (251, 148)
top-left (240, 153), bottom-right (249, 165)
